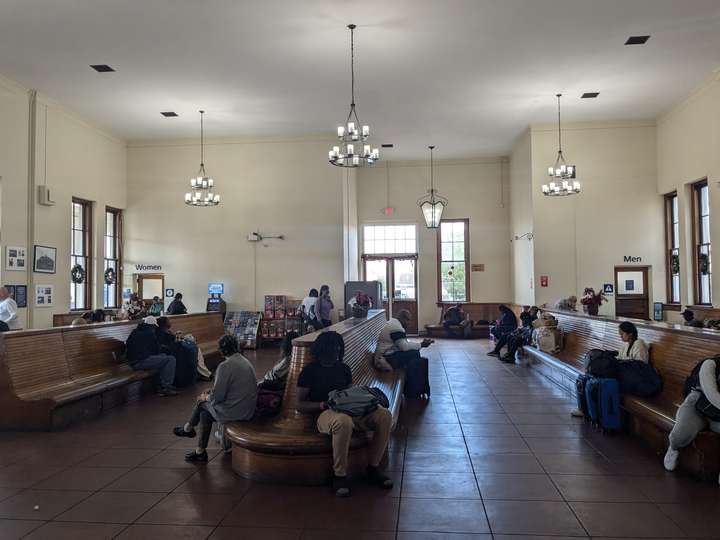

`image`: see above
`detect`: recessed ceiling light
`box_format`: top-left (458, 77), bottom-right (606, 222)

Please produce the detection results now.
top-left (625, 35), bottom-right (650, 45)
top-left (161, 111), bottom-right (179, 117)
top-left (581, 92), bottom-right (600, 99)
top-left (381, 144), bottom-right (394, 148)
top-left (90, 64), bottom-right (115, 72)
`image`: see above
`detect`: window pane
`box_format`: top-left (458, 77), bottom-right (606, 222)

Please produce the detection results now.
top-left (453, 242), bottom-right (465, 261)
top-left (441, 242), bottom-right (453, 261)
top-left (441, 223), bottom-right (452, 242)
top-left (365, 259), bottom-right (388, 301)
top-left (702, 216), bottom-right (710, 243)
top-left (673, 223), bottom-right (679, 249)
top-left (362, 225), bottom-right (417, 255)
top-left (406, 225), bottom-right (416, 240)
top-left (73, 231), bottom-right (84, 255)
top-left (106, 212), bottom-right (114, 236)
top-left (453, 222), bottom-right (465, 241)
top-left (701, 186), bottom-right (709, 215)
top-left (672, 196), bottom-right (678, 220)
top-left (364, 226), bottom-right (374, 241)
top-left (393, 259), bottom-right (416, 300)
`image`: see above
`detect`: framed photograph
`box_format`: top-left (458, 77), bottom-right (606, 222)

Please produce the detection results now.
top-left (5, 246), bottom-right (27, 271)
top-left (33, 245), bottom-right (56, 274)
top-left (35, 284), bottom-right (53, 307)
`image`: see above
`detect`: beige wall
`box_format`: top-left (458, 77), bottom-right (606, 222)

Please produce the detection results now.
top-left (0, 74), bottom-right (126, 329)
top-left (356, 158), bottom-right (511, 329)
top-left (530, 120), bottom-right (663, 317)
top-left (657, 72), bottom-right (720, 311)
top-left (509, 129), bottom-right (535, 306)
top-left (125, 137), bottom-right (347, 317)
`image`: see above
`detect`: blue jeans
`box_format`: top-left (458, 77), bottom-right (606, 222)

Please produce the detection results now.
top-left (132, 354), bottom-right (176, 387)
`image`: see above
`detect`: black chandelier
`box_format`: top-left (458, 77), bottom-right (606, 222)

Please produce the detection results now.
top-left (542, 94), bottom-right (580, 197)
top-left (417, 145), bottom-right (448, 228)
top-left (185, 110), bottom-right (221, 206)
top-left (328, 24), bottom-right (379, 168)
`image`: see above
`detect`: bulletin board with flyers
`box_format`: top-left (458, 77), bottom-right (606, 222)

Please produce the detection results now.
top-left (224, 311), bottom-right (262, 350)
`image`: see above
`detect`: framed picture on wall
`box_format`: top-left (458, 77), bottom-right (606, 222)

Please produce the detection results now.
top-left (35, 284), bottom-right (53, 307)
top-left (5, 246), bottom-right (27, 271)
top-left (33, 245), bottom-right (57, 274)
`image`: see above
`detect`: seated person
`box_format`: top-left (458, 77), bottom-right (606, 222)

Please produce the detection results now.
top-left (261, 331), bottom-right (299, 389)
top-left (126, 316), bottom-right (178, 396)
top-left (156, 316), bottom-right (199, 387)
top-left (520, 305), bottom-right (539, 328)
top-left (348, 291), bottom-right (372, 318)
top-left (571, 321), bottom-right (649, 417)
top-left (173, 335), bottom-right (257, 461)
top-left (663, 357), bottom-right (720, 483)
top-left (488, 306), bottom-right (538, 359)
top-left (375, 309), bottom-right (432, 371)
top-left (70, 311), bottom-right (91, 326)
top-left (442, 303), bottom-right (472, 337)
top-left (490, 304), bottom-right (518, 342)
top-left (554, 296), bottom-right (578, 311)
top-left (148, 296), bottom-right (163, 317)
top-left (166, 292), bottom-right (188, 315)
top-left (0, 321), bottom-right (10, 332)
top-left (682, 308), bottom-right (705, 328)
top-left (296, 331), bottom-right (393, 497)
top-left (91, 308), bottom-right (106, 323)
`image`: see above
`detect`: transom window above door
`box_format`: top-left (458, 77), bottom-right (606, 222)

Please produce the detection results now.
top-left (363, 224), bottom-right (417, 255)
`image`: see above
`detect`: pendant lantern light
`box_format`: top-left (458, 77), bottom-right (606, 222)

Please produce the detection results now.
top-left (185, 110), bottom-right (220, 207)
top-left (542, 94), bottom-right (580, 197)
top-left (417, 145), bottom-right (448, 228)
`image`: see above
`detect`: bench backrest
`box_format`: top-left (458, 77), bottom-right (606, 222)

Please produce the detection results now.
top-left (548, 309), bottom-right (720, 406)
top-left (62, 322), bottom-right (137, 378)
top-left (164, 312), bottom-right (224, 344)
top-left (436, 302), bottom-right (523, 324)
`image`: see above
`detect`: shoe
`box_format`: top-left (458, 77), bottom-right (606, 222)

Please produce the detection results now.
top-left (173, 426), bottom-right (196, 438)
top-left (333, 475), bottom-right (350, 497)
top-left (664, 446), bottom-right (679, 472)
top-left (487, 351), bottom-right (500, 357)
top-left (366, 466), bottom-right (393, 489)
top-left (570, 409), bottom-right (585, 418)
top-left (196, 374), bottom-right (212, 382)
top-left (158, 386), bottom-right (179, 396)
top-left (185, 450), bottom-right (208, 463)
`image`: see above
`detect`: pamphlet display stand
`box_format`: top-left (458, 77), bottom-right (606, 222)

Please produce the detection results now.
top-left (224, 311), bottom-right (262, 349)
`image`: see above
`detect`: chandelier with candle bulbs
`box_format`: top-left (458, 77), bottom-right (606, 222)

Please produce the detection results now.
top-left (542, 94), bottom-right (580, 197)
top-left (328, 24), bottom-right (379, 168)
top-left (185, 110), bottom-right (221, 207)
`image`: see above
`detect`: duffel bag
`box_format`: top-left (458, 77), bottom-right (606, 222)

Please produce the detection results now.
top-left (617, 360), bottom-right (663, 398)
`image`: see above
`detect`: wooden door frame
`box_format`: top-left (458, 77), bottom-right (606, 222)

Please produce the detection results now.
top-left (614, 265), bottom-right (650, 319)
top-left (361, 254), bottom-right (418, 330)
top-left (135, 273), bottom-right (165, 302)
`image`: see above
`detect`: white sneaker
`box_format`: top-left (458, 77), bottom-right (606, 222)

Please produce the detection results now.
top-left (570, 409), bottom-right (585, 418)
top-left (664, 447), bottom-right (679, 471)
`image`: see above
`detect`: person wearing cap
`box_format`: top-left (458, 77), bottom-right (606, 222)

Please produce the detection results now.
top-left (173, 334), bottom-right (257, 461)
top-left (125, 315), bottom-right (179, 396)
top-left (682, 309), bottom-right (705, 328)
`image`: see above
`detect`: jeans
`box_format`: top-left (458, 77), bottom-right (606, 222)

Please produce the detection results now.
top-left (188, 401), bottom-right (217, 450)
top-left (321, 319), bottom-right (332, 328)
top-left (132, 354), bottom-right (176, 387)
top-left (443, 320), bottom-right (460, 337)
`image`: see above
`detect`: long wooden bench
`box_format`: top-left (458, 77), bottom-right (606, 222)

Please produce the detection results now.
top-left (226, 309), bottom-right (404, 485)
top-left (523, 309), bottom-right (720, 479)
top-left (0, 312), bottom-right (225, 430)
top-left (426, 302), bottom-right (523, 339)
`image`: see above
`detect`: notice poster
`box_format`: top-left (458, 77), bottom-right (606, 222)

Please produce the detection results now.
top-left (35, 285), bottom-right (54, 307)
top-left (5, 246), bottom-right (27, 271)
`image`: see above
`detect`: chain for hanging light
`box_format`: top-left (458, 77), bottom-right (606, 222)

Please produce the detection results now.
top-left (329, 24), bottom-right (379, 168)
top-left (542, 94), bottom-right (580, 197)
top-left (185, 110), bottom-right (221, 206)
top-left (417, 145), bottom-right (448, 228)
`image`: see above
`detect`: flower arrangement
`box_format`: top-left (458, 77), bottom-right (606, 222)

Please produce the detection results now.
top-left (580, 287), bottom-right (606, 316)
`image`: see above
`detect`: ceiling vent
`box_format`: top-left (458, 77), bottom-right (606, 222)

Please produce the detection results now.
top-left (581, 92), bottom-right (600, 99)
top-left (90, 64), bottom-right (115, 72)
top-left (161, 112), bottom-right (179, 117)
top-left (625, 35), bottom-right (650, 45)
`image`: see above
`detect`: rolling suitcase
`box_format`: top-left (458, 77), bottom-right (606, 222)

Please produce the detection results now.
top-left (585, 377), bottom-right (621, 432)
top-left (404, 355), bottom-right (430, 399)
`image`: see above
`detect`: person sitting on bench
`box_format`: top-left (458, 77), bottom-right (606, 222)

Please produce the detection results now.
top-left (488, 306), bottom-right (537, 358)
top-left (682, 308), bottom-right (705, 328)
top-left (442, 303), bottom-right (471, 337)
top-left (375, 309), bottom-right (432, 371)
top-left (490, 304), bottom-right (518, 343)
top-left (296, 331), bottom-right (393, 497)
top-left (261, 330), bottom-right (299, 389)
top-left (173, 334), bottom-right (257, 461)
top-left (126, 316), bottom-right (178, 396)
top-left (616, 321), bottom-right (649, 362)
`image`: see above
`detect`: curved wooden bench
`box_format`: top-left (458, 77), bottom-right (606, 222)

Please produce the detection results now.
top-left (226, 310), bottom-right (404, 485)
top-left (0, 312), bottom-right (225, 430)
top-left (523, 309), bottom-right (720, 479)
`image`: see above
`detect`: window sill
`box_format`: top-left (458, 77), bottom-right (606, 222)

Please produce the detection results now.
top-left (662, 303), bottom-right (681, 312)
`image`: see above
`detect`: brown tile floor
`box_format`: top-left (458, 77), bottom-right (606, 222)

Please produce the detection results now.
top-left (0, 339), bottom-right (716, 539)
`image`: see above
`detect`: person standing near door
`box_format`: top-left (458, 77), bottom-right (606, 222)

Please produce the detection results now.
top-left (315, 285), bottom-right (334, 328)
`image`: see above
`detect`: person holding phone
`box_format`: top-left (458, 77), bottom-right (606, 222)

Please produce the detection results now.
top-left (374, 309), bottom-right (433, 371)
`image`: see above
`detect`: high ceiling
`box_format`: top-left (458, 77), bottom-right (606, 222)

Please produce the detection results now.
top-left (1, 0), bottom-right (720, 159)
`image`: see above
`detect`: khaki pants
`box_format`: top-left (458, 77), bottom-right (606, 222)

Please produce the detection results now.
top-left (317, 407), bottom-right (393, 477)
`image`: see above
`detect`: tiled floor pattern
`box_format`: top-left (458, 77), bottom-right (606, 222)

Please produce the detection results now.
top-left (1, 340), bottom-right (718, 539)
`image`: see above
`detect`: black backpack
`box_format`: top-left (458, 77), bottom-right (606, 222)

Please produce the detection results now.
top-left (684, 356), bottom-right (720, 397)
top-left (585, 349), bottom-right (619, 379)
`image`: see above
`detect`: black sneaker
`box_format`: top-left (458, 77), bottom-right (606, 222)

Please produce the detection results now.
top-left (158, 386), bottom-right (179, 396)
top-left (366, 466), bottom-right (393, 489)
top-left (184, 450), bottom-right (208, 462)
top-left (333, 475), bottom-right (350, 497)
top-left (173, 426), bottom-right (196, 438)
top-left (487, 351), bottom-right (500, 357)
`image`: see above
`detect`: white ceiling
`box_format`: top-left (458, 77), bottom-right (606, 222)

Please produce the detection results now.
top-left (1, 0), bottom-right (720, 159)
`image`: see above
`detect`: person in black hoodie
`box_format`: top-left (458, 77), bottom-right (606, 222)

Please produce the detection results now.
top-left (166, 293), bottom-right (188, 315)
top-left (126, 316), bottom-right (178, 396)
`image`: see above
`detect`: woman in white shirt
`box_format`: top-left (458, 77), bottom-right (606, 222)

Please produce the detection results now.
top-left (300, 288), bottom-right (320, 331)
top-left (616, 321), bottom-right (649, 362)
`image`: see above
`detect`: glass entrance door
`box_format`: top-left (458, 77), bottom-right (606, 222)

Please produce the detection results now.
top-left (362, 256), bottom-right (418, 334)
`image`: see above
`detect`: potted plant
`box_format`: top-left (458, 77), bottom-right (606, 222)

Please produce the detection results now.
top-left (580, 287), bottom-right (606, 316)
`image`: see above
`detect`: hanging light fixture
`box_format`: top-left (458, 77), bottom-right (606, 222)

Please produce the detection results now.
top-left (417, 145), bottom-right (448, 228)
top-left (185, 110), bottom-right (220, 207)
top-left (542, 94), bottom-right (580, 197)
top-left (328, 24), bottom-right (379, 168)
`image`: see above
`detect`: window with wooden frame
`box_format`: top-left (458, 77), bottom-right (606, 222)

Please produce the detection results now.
top-left (103, 207), bottom-right (122, 308)
top-left (664, 192), bottom-right (680, 304)
top-left (70, 198), bottom-right (92, 311)
top-left (437, 218), bottom-right (470, 302)
top-left (692, 179), bottom-right (712, 305)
